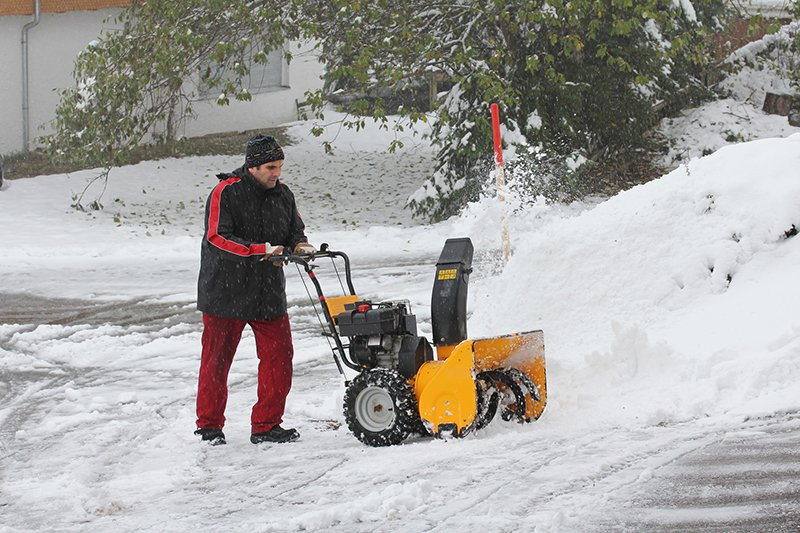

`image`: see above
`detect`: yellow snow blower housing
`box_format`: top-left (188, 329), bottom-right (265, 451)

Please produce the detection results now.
top-left (414, 330), bottom-right (547, 437)
top-left (274, 238), bottom-right (547, 446)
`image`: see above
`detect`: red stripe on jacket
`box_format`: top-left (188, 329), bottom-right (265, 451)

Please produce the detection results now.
top-left (207, 177), bottom-right (267, 256)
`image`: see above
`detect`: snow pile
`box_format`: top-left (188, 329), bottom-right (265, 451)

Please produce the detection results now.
top-left (471, 133), bottom-right (800, 429)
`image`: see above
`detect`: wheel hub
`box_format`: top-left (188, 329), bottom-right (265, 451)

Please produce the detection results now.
top-left (355, 386), bottom-right (395, 432)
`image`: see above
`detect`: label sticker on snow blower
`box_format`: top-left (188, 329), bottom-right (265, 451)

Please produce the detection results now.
top-left (437, 268), bottom-right (458, 281)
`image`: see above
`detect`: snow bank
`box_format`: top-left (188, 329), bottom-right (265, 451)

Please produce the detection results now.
top-left (470, 134), bottom-right (800, 428)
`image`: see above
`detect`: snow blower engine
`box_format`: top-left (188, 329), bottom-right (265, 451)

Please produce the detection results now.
top-left (273, 238), bottom-right (547, 446)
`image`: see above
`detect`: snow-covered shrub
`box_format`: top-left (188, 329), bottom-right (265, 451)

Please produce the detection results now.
top-left (722, 18), bottom-right (800, 106)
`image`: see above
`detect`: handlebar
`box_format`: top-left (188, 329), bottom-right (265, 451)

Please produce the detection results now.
top-left (264, 243), bottom-right (356, 297)
top-left (265, 243), bottom-right (361, 374)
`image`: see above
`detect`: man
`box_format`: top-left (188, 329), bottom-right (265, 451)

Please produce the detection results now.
top-left (195, 134), bottom-right (314, 446)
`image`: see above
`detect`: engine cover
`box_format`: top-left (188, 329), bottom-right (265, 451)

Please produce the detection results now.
top-left (337, 306), bottom-right (401, 337)
top-left (337, 301), bottom-right (432, 377)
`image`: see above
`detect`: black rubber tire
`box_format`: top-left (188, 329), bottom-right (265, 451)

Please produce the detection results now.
top-left (343, 368), bottom-right (420, 447)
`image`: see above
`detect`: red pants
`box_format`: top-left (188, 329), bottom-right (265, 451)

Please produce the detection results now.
top-left (196, 312), bottom-right (294, 434)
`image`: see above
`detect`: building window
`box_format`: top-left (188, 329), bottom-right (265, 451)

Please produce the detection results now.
top-left (199, 45), bottom-right (288, 99)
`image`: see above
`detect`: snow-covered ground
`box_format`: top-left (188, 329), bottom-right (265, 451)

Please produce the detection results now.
top-left (658, 20), bottom-right (799, 169)
top-left (2, 38), bottom-right (800, 531)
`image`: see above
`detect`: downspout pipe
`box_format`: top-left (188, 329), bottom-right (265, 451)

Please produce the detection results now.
top-left (22, 0), bottom-right (42, 152)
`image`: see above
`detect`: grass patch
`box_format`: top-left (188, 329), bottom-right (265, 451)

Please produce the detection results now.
top-left (3, 126), bottom-right (292, 181)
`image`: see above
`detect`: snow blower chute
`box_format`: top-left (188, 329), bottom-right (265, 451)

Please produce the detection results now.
top-left (274, 238), bottom-right (546, 446)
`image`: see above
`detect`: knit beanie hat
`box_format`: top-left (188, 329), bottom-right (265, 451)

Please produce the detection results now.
top-left (245, 134), bottom-right (284, 168)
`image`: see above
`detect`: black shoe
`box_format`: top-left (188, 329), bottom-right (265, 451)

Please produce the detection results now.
top-left (250, 425), bottom-right (300, 444)
top-left (194, 428), bottom-right (226, 446)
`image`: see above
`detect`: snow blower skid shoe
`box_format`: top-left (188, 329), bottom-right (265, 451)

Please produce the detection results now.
top-left (267, 239), bottom-right (547, 446)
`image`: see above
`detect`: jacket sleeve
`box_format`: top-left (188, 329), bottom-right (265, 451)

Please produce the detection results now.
top-left (285, 191), bottom-right (308, 252)
top-left (206, 179), bottom-right (267, 258)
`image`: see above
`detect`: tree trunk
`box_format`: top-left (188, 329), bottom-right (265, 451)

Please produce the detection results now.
top-left (165, 93), bottom-right (179, 143)
top-left (428, 72), bottom-right (445, 112)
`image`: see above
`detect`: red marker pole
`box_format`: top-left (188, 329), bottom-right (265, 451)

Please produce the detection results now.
top-left (490, 103), bottom-right (511, 264)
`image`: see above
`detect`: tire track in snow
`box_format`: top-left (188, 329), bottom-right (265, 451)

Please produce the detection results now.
top-left (402, 425), bottom-right (719, 531)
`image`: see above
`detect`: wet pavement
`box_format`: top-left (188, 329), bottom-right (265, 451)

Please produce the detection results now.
top-left (0, 292), bottom-right (200, 329)
top-left (610, 412), bottom-right (800, 532)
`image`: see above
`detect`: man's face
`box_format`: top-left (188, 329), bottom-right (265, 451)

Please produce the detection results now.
top-left (248, 160), bottom-right (283, 189)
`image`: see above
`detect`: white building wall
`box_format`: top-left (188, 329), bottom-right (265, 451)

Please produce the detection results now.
top-left (0, 11), bottom-right (323, 156)
top-left (0, 10), bottom-right (117, 154)
top-left (182, 40), bottom-right (323, 139)
top-left (0, 17), bottom-right (24, 155)
top-left (1, 10), bottom-right (124, 155)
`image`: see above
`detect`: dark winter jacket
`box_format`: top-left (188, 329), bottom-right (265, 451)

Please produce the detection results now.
top-left (197, 165), bottom-right (307, 320)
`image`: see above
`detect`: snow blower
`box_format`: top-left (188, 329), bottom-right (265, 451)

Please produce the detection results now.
top-left (273, 238), bottom-right (546, 446)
